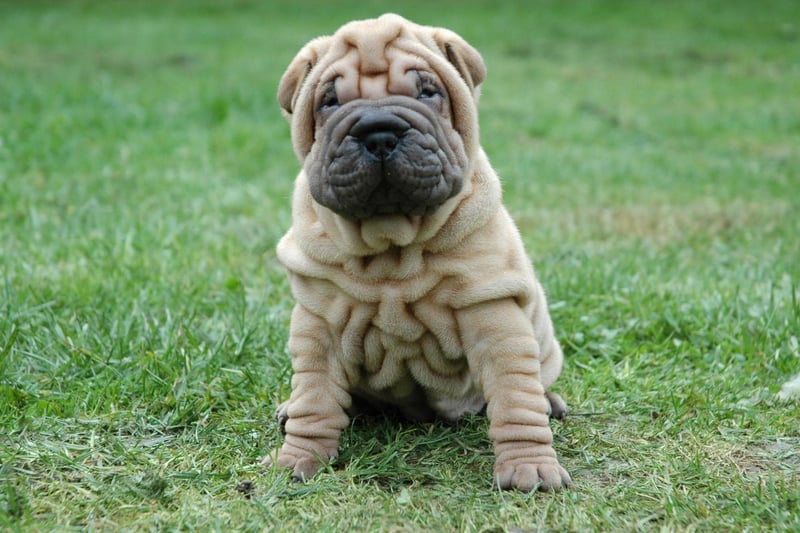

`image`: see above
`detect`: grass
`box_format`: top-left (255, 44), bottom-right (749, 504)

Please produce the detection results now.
top-left (1, 0), bottom-right (799, 530)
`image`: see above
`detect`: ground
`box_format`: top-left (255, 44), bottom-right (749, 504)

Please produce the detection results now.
top-left (1, 0), bottom-right (798, 531)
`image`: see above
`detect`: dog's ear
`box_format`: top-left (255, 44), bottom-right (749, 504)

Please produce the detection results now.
top-left (278, 36), bottom-right (331, 117)
top-left (432, 29), bottom-right (486, 93)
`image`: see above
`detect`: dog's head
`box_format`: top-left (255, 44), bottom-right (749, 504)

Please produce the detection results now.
top-left (279, 14), bottom-right (486, 220)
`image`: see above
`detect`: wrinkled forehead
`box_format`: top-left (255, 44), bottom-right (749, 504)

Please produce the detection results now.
top-left (319, 43), bottom-right (433, 101)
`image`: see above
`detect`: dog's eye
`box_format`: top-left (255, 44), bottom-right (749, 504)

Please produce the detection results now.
top-left (419, 85), bottom-right (441, 99)
top-left (415, 72), bottom-right (443, 101)
top-left (318, 84), bottom-right (340, 111)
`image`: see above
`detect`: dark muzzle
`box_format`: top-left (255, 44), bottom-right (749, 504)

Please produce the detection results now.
top-left (306, 98), bottom-right (467, 220)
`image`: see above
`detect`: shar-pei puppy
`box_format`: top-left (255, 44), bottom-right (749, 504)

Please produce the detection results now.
top-left (264, 13), bottom-right (571, 491)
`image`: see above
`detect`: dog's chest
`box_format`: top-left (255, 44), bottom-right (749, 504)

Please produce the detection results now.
top-left (296, 271), bottom-right (470, 393)
top-left (351, 284), bottom-right (468, 389)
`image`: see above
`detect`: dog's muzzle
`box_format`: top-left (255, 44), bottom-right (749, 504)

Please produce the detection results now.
top-left (305, 97), bottom-right (467, 220)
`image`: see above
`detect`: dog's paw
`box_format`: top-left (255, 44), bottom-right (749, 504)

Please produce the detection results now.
top-left (275, 401), bottom-right (290, 429)
top-left (545, 391), bottom-right (568, 421)
top-left (494, 458), bottom-right (571, 492)
top-left (261, 445), bottom-right (336, 482)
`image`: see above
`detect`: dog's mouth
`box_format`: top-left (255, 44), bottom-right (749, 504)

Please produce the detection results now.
top-left (305, 98), bottom-right (467, 220)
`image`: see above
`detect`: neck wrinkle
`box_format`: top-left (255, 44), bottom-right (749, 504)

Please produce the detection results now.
top-left (293, 150), bottom-right (499, 265)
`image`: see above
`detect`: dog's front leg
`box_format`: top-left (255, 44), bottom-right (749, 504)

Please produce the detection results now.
top-left (457, 298), bottom-right (571, 491)
top-left (263, 303), bottom-right (351, 481)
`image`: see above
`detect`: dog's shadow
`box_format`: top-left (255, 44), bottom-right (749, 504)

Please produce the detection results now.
top-left (333, 409), bottom-right (493, 489)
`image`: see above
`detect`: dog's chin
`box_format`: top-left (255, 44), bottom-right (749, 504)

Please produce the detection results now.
top-left (309, 153), bottom-right (461, 220)
top-left (312, 166), bottom-right (455, 221)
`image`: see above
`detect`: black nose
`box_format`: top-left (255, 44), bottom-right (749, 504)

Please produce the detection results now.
top-left (350, 111), bottom-right (409, 159)
top-left (362, 131), bottom-right (399, 158)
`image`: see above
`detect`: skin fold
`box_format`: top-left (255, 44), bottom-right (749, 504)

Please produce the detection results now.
top-left (264, 13), bottom-right (570, 491)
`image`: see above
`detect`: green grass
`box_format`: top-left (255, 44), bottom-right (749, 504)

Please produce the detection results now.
top-left (1, 0), bottom-right (799, 530)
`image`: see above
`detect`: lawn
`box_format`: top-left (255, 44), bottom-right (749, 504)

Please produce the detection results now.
top-left (1, 0), bottom-right (799, 530)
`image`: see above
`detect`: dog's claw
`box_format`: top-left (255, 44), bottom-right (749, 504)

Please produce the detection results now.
top-left (275, 401), bottom-right (290, 431)
top-left (546, 391), bottom-right (568, 421)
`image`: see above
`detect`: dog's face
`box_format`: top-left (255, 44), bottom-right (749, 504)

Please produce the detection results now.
top-left (278, 14), bottom-right (487, 220)
top-left (307, 78), bottom-right (463, 220)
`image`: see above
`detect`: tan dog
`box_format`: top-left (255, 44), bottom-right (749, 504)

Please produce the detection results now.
top-left (264, 13), bottom-right (571, 491)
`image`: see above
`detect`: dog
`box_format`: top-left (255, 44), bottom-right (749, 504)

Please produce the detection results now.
top-left (263, 13), bottom-right (570, 491)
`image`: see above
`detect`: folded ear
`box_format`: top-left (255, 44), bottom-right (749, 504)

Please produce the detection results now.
top-left (432, 29), bottom-right (486, 93)
top-left (278, 36), bottom-right (332, 116)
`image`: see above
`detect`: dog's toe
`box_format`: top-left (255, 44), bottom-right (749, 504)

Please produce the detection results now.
top-left (494, 458), bottom-right (571, 492)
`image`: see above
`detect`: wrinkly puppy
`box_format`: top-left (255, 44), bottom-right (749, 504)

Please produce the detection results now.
top-left (264, 13), bottom-right (571, 491)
